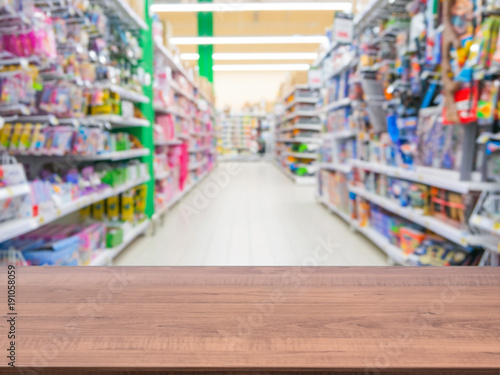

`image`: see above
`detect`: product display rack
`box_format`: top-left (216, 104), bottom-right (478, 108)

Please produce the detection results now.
top-left (314, 0), bottom-right (500, 266)
top-left (0, 0), bottom-right (215, 265)
top-left (152, 19), bottom-right (217, 223)
top-left (216, 113), bottom-right (265, 161)
top-left (0, 0), bottom-right (157, 266)
top-left (274, 85), bottom-right (322, 185)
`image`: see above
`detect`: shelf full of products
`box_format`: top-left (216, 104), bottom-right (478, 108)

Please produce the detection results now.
top-left (275, 85), bottom-right (322, 185)
top-left (0, 0), bottom-right (157, 266)
top-left (152, 24), bottom-right (217, 217)
top-left (216, 113), bottom-right (265, 160)
top-left (313, 0), bottom-right (500, 266)
top-left (0, 0), bottom-right (219, 267)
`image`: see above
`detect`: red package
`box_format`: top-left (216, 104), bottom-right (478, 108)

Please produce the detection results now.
top-left (442, 84), bottom-right (478, 125)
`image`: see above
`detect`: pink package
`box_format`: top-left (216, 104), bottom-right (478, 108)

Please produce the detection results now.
top-left (155, 114), bottom-right (175, 140)
top-left (179, 143), bottom-right (189, 191)
top-left (80, 223), bottom-right (106, 251)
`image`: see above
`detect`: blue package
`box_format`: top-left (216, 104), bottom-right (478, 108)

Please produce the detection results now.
top-left (23, 236), bottom-right (80, 266)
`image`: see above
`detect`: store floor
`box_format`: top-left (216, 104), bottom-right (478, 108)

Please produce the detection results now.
top-left (115, 162), bottom-right (389, 266)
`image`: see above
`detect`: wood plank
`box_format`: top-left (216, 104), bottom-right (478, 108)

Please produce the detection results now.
top-left (1, 267), bottom-right (499, 374)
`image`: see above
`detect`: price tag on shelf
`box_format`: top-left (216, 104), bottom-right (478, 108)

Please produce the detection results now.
top-left (6, 187), bottom-right (13, 197)
top-left (460, 238), bottom-right (467, 246)
top-left (472, 216), bottom-right (482, 225)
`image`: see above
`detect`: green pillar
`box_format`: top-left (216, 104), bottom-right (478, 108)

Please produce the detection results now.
top-left (129, 0), bottom-right (155, 218)
top-left (198, 0), bottom-right (214, 83)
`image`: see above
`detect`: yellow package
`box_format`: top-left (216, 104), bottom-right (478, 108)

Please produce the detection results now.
top-left (0, 123), bottom-right (13, 150)
top-left (92, 200), bottom-right (105, 221)
top-left (121, 192), bottom-right (135, 222)
top-left (9, 123), bottom-right (23, 150)
top-left (19, 123), bottom-right (34, 152)
top-left (106, 195), bottom-right (120, 222)
top-left (80, 206), bottom-right (91, 221)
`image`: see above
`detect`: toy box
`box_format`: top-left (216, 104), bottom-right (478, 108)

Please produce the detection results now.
top-left (21, 236), bottom-right (80, 266)
top-left (414, 238), bottom-right (474, 266)
top-left (430, 187), bottom-right (479, 229)
top-left (400, 227), bottom-right (427, 255)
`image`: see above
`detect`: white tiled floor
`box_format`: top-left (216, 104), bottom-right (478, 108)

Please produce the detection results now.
top-left (114, 162), bottom-right (389, 266)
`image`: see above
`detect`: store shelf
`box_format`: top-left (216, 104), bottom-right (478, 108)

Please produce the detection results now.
top-left (218, 155), bottom-right (262, 162)
top-left (155, 170), bottom-right (171, 180)
top-left (282, 110), bottom-right (319, 123)
top-left (154, 40), bottom-right (198, 93)
top-left (278, 124), bottom-right (323, 133)
top-left (279, 84), bottom-right (311, 103)
top-left (94, 83), bottom-right (150, 104)
top-left (329, 129), bottom-right (357, 139)
top-left (0, 104), bottom-right (31, 116)
top-left (16, 149), bottom-right (150, 162)
top-left (95, 0), bottom-right (148, 31)
top-left (275, 162), bottom-right (316, 185)
top-left (319, 193), bottom-right (419, 265)
top-left (87, 115), bottom-right (150, 128)
top-left (313, 41), bottom-right (342, 68)
top-left (285, 152), bottom-right (319, 160)
top-left (189, 160), bottom-right (209, 171)
top-left (0, 183), bottom-right (31, 201)
top-left (154, 139), bottom-right (183, 146)
top-left (155, 170), bottom-right (213, 217)
top-left (317, 195), bottom-right (353, 224)
top-left (470, 214), bottom-right (500, 238)
top-left (170, 82), bottom-right (197, 103)
top-left (0, 176), bottom-right (150, 244)
top-left (154, 105), bottom-right (192, 120)
top-left (350, 159), bottom-right (500, 194)
top-left (79, 149), bottom-right (150, 161)
top-left (319, 162), bottom-right (352, 173)
top-left (90, 220), bottom-right (150, 266)
top-left (189, 146), bottom-right (211, 153)
top-left (276, 137), bottom-right (324, 144)
top-left (0, 56), bottom-right (40, 67)
top-left (357, 225), bottom-right (419, 266)
top-left (325, 55), bottom-right (359, 81)
top-left (319, 97), bottom-right (351, 113)
top-left (284, 97), bottom-right (319, 111)
top-left (354, 0), bottom-right (412, 37)
top-left (350, 186), bottom-right (479, 247)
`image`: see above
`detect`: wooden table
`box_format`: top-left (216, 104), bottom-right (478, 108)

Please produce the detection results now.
top-left (1, 267), bottom-right (499, 374)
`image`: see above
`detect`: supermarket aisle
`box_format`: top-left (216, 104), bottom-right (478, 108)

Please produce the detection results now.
top-left (115, 162), bottom-right (388, 266)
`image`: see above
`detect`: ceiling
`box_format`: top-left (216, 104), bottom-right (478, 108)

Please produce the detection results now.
top-left (156, 0), bottom-right (366, 67)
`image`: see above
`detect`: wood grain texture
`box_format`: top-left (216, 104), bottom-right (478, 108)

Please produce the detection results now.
top-left (1, 267), bottom-right (499, 374)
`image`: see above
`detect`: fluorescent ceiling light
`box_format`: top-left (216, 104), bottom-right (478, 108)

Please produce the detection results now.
top-left (180, 53), bottom-right (200, 60)
top-left (213, 53), bottom-right (318, 60)
top-left (151, 2), bottom-right (352, 13)
top-left (170, 36), bottom-right (329, 46)
top-left (213, 64), bottom-right (310, 72)
top-left (181, 53), bottom-right (319, 61)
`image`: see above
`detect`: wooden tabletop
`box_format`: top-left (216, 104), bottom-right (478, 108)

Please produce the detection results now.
top-left (2, 267), bottom-right (500, 374)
